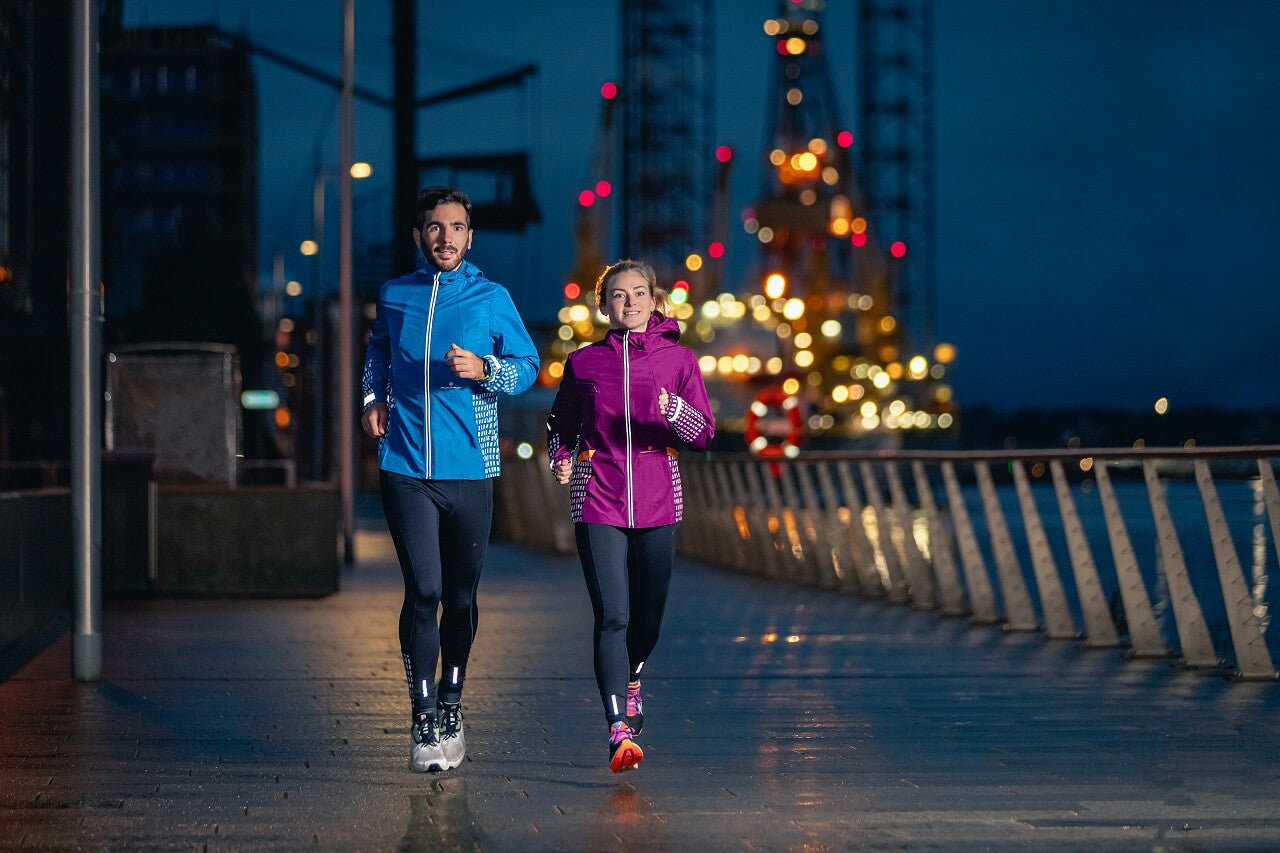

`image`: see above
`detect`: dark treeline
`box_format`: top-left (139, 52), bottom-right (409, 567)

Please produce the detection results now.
top-left (953, 405), bottom-right (1280, 451)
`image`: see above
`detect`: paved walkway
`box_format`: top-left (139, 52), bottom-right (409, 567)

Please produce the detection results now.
top-left (3, 516), bottom-right (1280, 850)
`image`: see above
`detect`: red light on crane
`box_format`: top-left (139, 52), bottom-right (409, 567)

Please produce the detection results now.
top-left (578, 190), bottom-right (596, 207)
top-left (601, 81), bottom-right (618, 100)
top-left (715, 145), bottom-right (733, 163)
top-left (836, 130), bottom-right (854, 148)
top-left (564, 282), bottom-right (581, 300)
top-left (595, 180), bottom-right (612, 197)
top-left (851, 233), bottom-right (868, 248)
top-left (708, 241), bottom-right (725, 259)
top-left (776, 39), bottom-right (789, 56)
top-left (890, 241), bottom-right (907, 258)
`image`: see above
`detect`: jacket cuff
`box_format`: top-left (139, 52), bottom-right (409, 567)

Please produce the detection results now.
top-left (480, 354), bottom-right (501, 388)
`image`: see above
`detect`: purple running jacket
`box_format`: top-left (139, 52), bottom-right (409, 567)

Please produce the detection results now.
top-left (547, 313), bottom-right (715, 528)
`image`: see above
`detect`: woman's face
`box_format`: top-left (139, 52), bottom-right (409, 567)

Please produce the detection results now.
top-left (602, 270), bottom-right (656, 331)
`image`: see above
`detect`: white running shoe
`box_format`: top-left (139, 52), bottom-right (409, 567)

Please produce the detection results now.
top-left (409, 715), bottom-right (447, 772)
top-left (437, 702), bottom-right (465, 770)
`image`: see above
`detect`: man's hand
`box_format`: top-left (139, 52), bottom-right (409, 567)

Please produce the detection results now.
top-left (552, 458), bottom-right (572, 485)
top-left (446, 342), bottom-right (487, 381)
top-left (362, 402), bottom-right (388, 437)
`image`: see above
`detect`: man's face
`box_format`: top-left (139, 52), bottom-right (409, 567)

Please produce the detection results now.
top-left (414, 202), bottom-right (473, 272)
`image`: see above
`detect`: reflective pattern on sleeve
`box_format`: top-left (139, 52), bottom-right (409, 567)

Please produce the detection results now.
top-left (664, 393), bottom-right (710, 446)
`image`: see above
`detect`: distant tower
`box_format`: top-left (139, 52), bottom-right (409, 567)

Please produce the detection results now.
top-left (753, 0), bottom-right (899, 377)
top-left (857, 0), bottom-right (936, 347)
top-left (100, 25), bottom-right (259, 319)
top-left (619, 0), bottom-right (714, 292)
top-left (694, 0), bottom-right (954, 445)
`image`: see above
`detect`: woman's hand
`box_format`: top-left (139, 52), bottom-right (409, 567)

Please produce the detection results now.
top-left (659, 386), bottom-right (670, 414)
top-left (553, 458), bottom-right (572, 485)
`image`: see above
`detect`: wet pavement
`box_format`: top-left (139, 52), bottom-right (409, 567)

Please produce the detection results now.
top-left (3, 517), bottom-right (1280, 850)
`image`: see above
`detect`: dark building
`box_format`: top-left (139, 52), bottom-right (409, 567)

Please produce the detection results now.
top-left (0, 1), bottom-right (73, 462)
top-left (100, 24), bottom-right (258, 331)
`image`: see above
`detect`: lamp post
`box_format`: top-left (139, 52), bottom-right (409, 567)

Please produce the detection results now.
top-left (301, 159), bottom-right (369, 550)
top-left (298, 0), bottom-right (359, 560)
top-left (339, 0), bottom-right (355, 565)
top-left (308, 171), bottom-right (325, 483)
top-left (71, 0), bottom-right (102, 681)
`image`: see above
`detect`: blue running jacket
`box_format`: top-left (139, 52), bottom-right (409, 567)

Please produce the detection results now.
top-left (362, 259), bottom-right (539, 480)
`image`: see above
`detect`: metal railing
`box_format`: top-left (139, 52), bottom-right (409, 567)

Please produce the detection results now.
top-left (497, 446), bottom-right (1280, 681)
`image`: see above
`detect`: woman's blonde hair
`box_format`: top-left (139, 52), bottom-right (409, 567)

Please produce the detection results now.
top-left (595, 259), bottom-right (670, 315)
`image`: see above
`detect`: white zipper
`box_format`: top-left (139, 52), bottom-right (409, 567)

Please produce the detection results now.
top-left (423, 270), bottom-right (441, 478)
top-left (623, 331), bottom-right (634, 527)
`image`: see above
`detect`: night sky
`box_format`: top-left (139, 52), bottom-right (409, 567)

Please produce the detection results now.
top-left (120, 0), bottom-right (1280, 413)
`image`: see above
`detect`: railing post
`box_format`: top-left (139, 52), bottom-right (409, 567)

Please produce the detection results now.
top-left (742, 458), bottom-right (778, 578)
top-left (726, 461), bottom-right (761, 575)
top-left (1142, 460), bottom-right (1220, 668)
top-left (1258, 460), bottom-right (1280, 575)
top-left (759, 460), bottom-right (795, 580)
top-left (1093, 461), bottom-right (1168, 658)
top-left (1010, 460), bottom-right (1078, 639)
top-left (701, 459), bottom-right (725, 565)
top-left (835, 461), bottom-right (884, 597)
top-left (1049, 460), bottom-right (1120, 648)
top-left (974, 461), bottom-right (1038, 631)
top-left (859, 461), bottom-right (910, 603)
top-left (709, 461), bottom-right (738, 568)
top-left (941, 461), bottom-right (999, 624)
top-left (884, 462), bottom-right (937, 610)
top-left (795, 462), bottom-right (840, 589)
top-left (1193, 460), bottom-right (1278, 679)
top-left (780, 463), bottom-right (821, 586)
top-left (815, 461), bottom-right (863, 594)
top-left (910, 461), bottom-right (967, 616)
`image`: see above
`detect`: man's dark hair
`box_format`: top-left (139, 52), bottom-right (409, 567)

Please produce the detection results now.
top-left (416, 185), bottom-right (473, 229)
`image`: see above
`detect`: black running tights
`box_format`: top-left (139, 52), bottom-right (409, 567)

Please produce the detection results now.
top-left (381, 471), bottom-right (492, 714)
top-left (575, 522), bottom-right (676, 723)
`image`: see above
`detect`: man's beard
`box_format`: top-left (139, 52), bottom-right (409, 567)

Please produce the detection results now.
top-left (428, 247), bottom-right (465, 272)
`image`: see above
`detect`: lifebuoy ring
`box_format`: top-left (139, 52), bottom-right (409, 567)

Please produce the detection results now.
top-left (744, 387), bottom-right (804, 458)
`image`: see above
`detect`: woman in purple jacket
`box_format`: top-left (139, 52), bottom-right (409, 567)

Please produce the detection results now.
top-left (547, 259), bottom-right (715, 773)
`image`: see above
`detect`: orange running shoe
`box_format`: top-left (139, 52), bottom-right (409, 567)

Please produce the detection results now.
top-left (608, 722), bottom-right (643, 772)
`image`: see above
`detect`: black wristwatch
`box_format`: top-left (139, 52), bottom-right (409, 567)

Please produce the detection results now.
top-left (480, 358), bottom-right (492, 381)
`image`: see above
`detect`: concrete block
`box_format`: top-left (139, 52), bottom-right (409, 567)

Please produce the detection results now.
top-left (155, 484), bottom-right (339, 596)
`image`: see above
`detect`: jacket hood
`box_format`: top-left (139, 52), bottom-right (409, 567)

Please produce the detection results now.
top-left (603, 312), bottom-right (681, 350)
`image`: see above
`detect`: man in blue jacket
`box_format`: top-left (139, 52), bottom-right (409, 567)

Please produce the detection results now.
top-left (361, 185), bottom-right (538, 772)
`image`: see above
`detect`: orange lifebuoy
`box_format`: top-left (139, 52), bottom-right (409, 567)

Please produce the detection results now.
top-left (744, 387), bottom-right (804, 458)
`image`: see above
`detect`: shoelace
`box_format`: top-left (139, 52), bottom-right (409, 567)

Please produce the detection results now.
top-left (609, 724), bottom-right (635, 746)
top-left (415, 719), bottom-right (438, 745)
top-left (439, 705), bottom-right (462, 738)
top-left (626, 687), bottom-right (642, 717)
